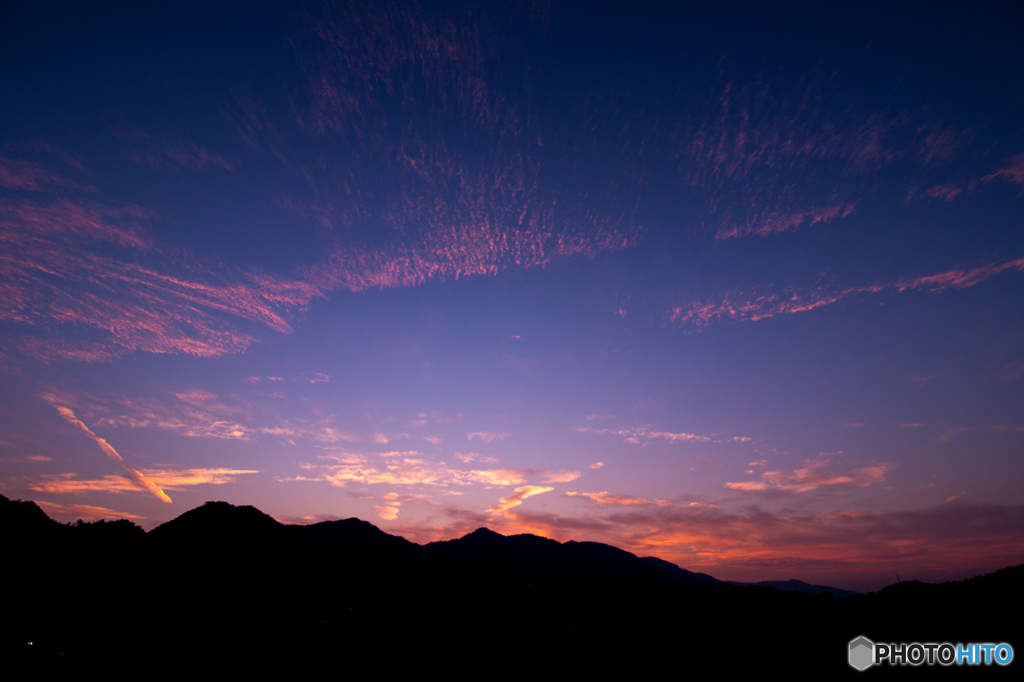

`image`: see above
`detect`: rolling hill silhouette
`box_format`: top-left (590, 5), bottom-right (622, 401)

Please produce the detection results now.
top-left (3, 495), bottom-right (1020, 675)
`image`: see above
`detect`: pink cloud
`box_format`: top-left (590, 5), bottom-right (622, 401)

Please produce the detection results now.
top-left (896, 258), bottom-right (1024, 292)
top-left (682, 78), bottom-right (898, 241)
top-left (725, 458), bottom-right (893, 494)
top-left (925, 184), bottom-right (962, 201)
top-left (1, 197), bottom-right (322, 362)
top-left (672, 256), bottom-right (1024, 328)
top-left (670, 283), bottom-right (886, 327)
top-left (982, 153), bottom-right (1024, 187)
top-left (0, 156), bottom-right (94, 192)
top-left (162, 143), bottom-right (233, 171)
top-left (715, 203), bottom-right (855, 240)
top-left (564, 491), bottom-right (667, 506)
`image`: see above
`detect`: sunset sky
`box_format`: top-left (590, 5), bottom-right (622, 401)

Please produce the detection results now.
top-left (2, 1), bottom-right (1023, 591)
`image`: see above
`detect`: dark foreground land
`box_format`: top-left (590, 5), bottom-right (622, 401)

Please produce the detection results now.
top-left (3, 495), bottom-right (1020, 676)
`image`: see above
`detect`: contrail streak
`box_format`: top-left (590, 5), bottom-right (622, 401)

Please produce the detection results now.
top-left (44, 398), bottom-right (172, 503)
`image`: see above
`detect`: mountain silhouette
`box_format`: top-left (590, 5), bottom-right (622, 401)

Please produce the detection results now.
top-left (3, 495), bottom-right (1020, 675)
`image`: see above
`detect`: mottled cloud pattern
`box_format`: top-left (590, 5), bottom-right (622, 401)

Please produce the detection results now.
top-left (286, 1), bottom-right (643, 292)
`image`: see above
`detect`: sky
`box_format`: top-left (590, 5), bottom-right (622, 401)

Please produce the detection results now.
top-left (1, 0), bottom-right (1023, 592)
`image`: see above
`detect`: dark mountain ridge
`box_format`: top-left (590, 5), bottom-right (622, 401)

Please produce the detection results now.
top-left (4, 495), bottom-right (1020, 675)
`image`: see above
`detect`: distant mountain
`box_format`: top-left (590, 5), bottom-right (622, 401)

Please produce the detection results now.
top-left (640, 556), bottom-right (722, 585)
top-left (726, 578), bottom-right (859, 598)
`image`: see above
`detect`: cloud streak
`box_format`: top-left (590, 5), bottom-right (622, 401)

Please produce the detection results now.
top-left (1, 196), bottom-right (321, 362)
top-left (25, 468), bottom-right (259, 496)
top-left (564, 491), bottom-right (668, 506)
top-left (576, 424), bottom-right (750, 446)
top-left (34, 500), bottom-right (143, 522)
top-left (44, 398), bottom-right (171, 503)
top-left (671, 257), bottom-right (1024, 327)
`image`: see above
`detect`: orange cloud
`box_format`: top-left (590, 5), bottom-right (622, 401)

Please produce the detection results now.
top-left (139, 468), bottom-right (261, 490)
top-left (486, 485), bottom-right (554, 517)
top-left (34, 500), bottom-right (143, 522)
top-left (28, 473), bottom-right (139, 495)
top-left (25, 468), bottom-right (258, 496)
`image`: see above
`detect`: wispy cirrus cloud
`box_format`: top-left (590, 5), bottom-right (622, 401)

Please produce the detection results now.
top-left (671, 257), bottom-right (1024, 327)
top-left (0, 156), bottom-right (94, 192)
top-left (258, 419), bottom-right (408, 446)
top-left (725, 457), bottom-right (893, 494)
top-left (115, 128), bottom-right (233, 171)
top-left (272, 2), bottom-right (642, 292)
top-left (0, 195), bottom-right (322, 362)
top-left (679, 76), bottom-right (899, 241)
top-left (576, 423), bottom-right (751, 446)
top-left (86, 390), bottom-right (253, 441)
top-left (670, 283), bottom-right (886, 327)
top-left (714, 203), bottom-right (856, 240)
top-left (912, 152), bottom-right (1024, 203)
top-left (564, 491), bottom-right (668, 507)
top-left (895, 257), bottom-right (1024, 292)
top-left (981, 153), bottom-right (1024, 188)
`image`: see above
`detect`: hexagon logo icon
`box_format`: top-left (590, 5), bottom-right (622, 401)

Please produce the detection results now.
top-left (849, 636), bottom-right (874, 671)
